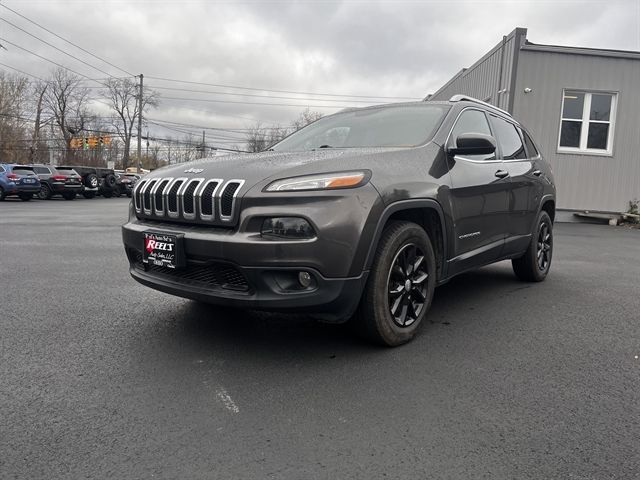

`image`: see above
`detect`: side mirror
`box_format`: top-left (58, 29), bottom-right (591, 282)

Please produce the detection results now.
top-left (448, 133), bottom-right (496, 156)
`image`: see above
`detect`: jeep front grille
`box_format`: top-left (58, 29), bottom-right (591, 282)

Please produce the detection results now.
top-left (133, 176), bottom-right (245, 226)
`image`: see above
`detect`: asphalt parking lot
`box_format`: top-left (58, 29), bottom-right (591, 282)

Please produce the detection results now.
top-left (2, 197), bottom-right (639, 479)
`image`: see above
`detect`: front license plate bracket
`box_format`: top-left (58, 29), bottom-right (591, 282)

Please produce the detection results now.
top-left (143, 231), bottom-right (185, 269)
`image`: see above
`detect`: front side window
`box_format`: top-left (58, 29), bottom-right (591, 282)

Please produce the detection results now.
top-left (449, 109), bottom-right (496, 161)
top-left (559, 90), bottom-right (616, 154)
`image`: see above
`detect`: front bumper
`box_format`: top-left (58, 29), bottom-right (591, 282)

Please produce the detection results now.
top-left (122, 222), bottom-right (369, 321)
top-left (126, 248), bottom-right (366, 321)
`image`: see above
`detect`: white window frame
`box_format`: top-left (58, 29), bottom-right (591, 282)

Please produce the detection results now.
top-left (557, 90), bottom-right (617, 156)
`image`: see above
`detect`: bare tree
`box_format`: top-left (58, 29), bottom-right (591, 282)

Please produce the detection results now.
top-left (244, 109), bottom-right (323, 152)
top-left (104, 77), bottom-right (159, 169)
top-left (30, 81), bottom-right (48, 163)
top-left (291, 107), bottom-right (323, 130)
top-left (245, 121), bottom-right (269, 152)
top-left (42, 68), bottom-right (91, 163)
top-left (0, 71), bottom-right (29, 163)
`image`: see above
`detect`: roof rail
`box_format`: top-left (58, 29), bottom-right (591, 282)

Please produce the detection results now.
top-left (449, 94), bottom-right (512, 117)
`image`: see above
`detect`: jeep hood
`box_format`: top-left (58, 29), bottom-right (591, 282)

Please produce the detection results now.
top-left (145, 147), bottom-right (418, 191)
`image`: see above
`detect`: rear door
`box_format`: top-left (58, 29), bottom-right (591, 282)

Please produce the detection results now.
top-left (489, 115), bottom-right (541, 254)
top-left (445, 108), bottom-right (511, 275)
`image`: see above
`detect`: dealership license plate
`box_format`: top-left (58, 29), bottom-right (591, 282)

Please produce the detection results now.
top-left (143, 232), bottom-right (185, 269)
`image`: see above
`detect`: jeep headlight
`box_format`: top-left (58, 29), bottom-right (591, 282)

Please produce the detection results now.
top-left (264, 171), bottom-right (369, 192)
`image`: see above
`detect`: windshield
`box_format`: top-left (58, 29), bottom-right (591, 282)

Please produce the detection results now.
top-left (271, 104), bottom-right (449, 152)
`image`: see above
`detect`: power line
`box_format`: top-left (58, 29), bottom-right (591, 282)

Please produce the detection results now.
top-left (146, 75), bottom-right (421, 100)
top-left (161, 95), bottom-right (361, 109)
top-left (141, 85), bottom-right (405, 104)
top-left (0, 37), bottom-right (102, 82)
top-left (0, 3), bottom-right (134, 77)
top-left (0, 17), bottom-right (115, 78)
top-left (0, 61), bottom-right (45, 81)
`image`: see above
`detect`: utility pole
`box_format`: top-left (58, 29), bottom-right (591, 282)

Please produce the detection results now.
top-left (31, 84), bottom-right (47, 163)
top-left (202, 130), bottom-right (205, 157)
top-left (137, 73), bottom-right (143, 173)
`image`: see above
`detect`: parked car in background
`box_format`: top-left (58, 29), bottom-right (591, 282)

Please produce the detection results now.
top-left (0, 164), bottom-right (41, 201)
top-left (116, 173), bottom-right (141, 197)
top-left (57, 165), bottom-right (99, 198)
top-left (31, 165), bottom-right (83, 200)
top-left (57, 165), bottom-right (119, 199)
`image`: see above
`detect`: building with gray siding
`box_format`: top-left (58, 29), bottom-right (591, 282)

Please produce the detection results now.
top-left (428, 28), bottom-right (640, 213)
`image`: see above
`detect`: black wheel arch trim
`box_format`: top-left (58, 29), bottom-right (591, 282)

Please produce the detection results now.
top-left (537, 194), bottom-right (556, 223)
top-left (363, 199), bottom-right (449, 282)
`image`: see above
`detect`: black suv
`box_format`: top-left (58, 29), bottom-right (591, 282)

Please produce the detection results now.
top-left (31, 165), bottom-right (83, 200)
top-left (57, 166), bottom-right (119, 199)
top-left (122, 95), bottom-right (555, 346)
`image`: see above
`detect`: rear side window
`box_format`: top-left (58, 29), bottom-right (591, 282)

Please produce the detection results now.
top-left (450, 109), bottom-right (495, 161)
top-left (0, 165), bottom-right (5, 173)
top-left (13, 168), bottom-right (36, 175)
top-left (522, 131), bottom-right (539, 158)
top-left (492, 116), bottom-right (527, 160)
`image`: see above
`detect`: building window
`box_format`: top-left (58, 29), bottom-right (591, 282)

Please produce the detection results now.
top-left (558, 90), bottom-right (616, 155)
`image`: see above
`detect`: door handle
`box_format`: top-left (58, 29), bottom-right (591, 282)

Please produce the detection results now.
top-left (494, 170), bottom-right (509, 179)
top-left (532, 170), bottom-right (542, 177)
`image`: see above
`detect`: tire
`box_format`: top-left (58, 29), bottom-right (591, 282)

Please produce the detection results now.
top-left (19, 193), bottom-right (32, 201)
top-left (83, 192), bottom-right (96, 199)
top-left (512, 211), bottom-right (553, 282)
top-left (0, 187), bottom-right (5, 201)
top-left (84, 173), bottom-right (98, 189)
top-left (104, 173), bottom-right (117, 189)
top-left (354, 221), bottom-right (437, 346)
top-left (63, 192), bottom-right (76, 200)
top-left (37, 183), bottom-right (52, 200)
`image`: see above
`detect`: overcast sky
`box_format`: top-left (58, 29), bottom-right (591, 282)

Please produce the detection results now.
top-left (1, 0), bottom-right (639, 147)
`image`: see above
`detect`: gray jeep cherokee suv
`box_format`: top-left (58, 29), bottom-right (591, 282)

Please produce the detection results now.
top-left (122, 95), bottom-right (555, 346)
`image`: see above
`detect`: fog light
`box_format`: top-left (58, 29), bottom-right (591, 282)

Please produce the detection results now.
top-left (261, 217), bottom-right (315, 239)
top-left (298, 271), bottom-right (312, 288)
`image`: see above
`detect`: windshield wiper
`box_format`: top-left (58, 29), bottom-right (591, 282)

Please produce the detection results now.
top-left (312, 144), bottom-right (333, 151)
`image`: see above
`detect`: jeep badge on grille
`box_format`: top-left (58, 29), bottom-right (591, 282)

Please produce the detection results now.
top-left (184, 168), bottom-right (204, 174)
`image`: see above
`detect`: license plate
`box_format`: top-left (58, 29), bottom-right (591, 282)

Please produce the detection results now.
top-left (143, 232), bottom-right (185, 269)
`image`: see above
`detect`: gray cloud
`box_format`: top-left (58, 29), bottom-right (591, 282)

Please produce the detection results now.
top-left (2, 0), bottom-right (639, 144)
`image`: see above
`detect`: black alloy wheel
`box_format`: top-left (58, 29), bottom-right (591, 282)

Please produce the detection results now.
top-left (537, 222), bottom-right (552, 271)
top-left (512, 210), bottom-right (553, 282)
top-left (355, 221), bottom-right (436, 346)
top-left (387, 243), bottom-right (429, 327)
top-left (37, 183), bottom-right (52, 200)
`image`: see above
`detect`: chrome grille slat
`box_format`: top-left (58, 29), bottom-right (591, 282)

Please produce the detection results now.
top-left (135, 175), bottom-right (244, 225)
top-left (142, 179), bottom-right (158, 214)
top-left (181, 178), bottom-right (203, 220)
top-left (219, 179), bottom-right (245, 221)
top-left (197, 179), bottom-right (222, 221)
top-left (151, 178), bottom-right (172, 216)
top-left (133, 179), bottom-right (148, 213)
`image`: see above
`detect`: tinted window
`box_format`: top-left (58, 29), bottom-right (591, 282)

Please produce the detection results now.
top-left (34, 166), bottom-right (51, 174)
top-left (13, 168), bottom-right (36, 175)
top-left (450, 109), bottom-right (495, 161)
top-left (522, 131), bottom-right (539, 158)
top-left (492, 117), bottom-right (526, 160)
top-left (271, 105), bottom-right (450, 151)
top-left (0, 165), bottom-right (5, 173)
